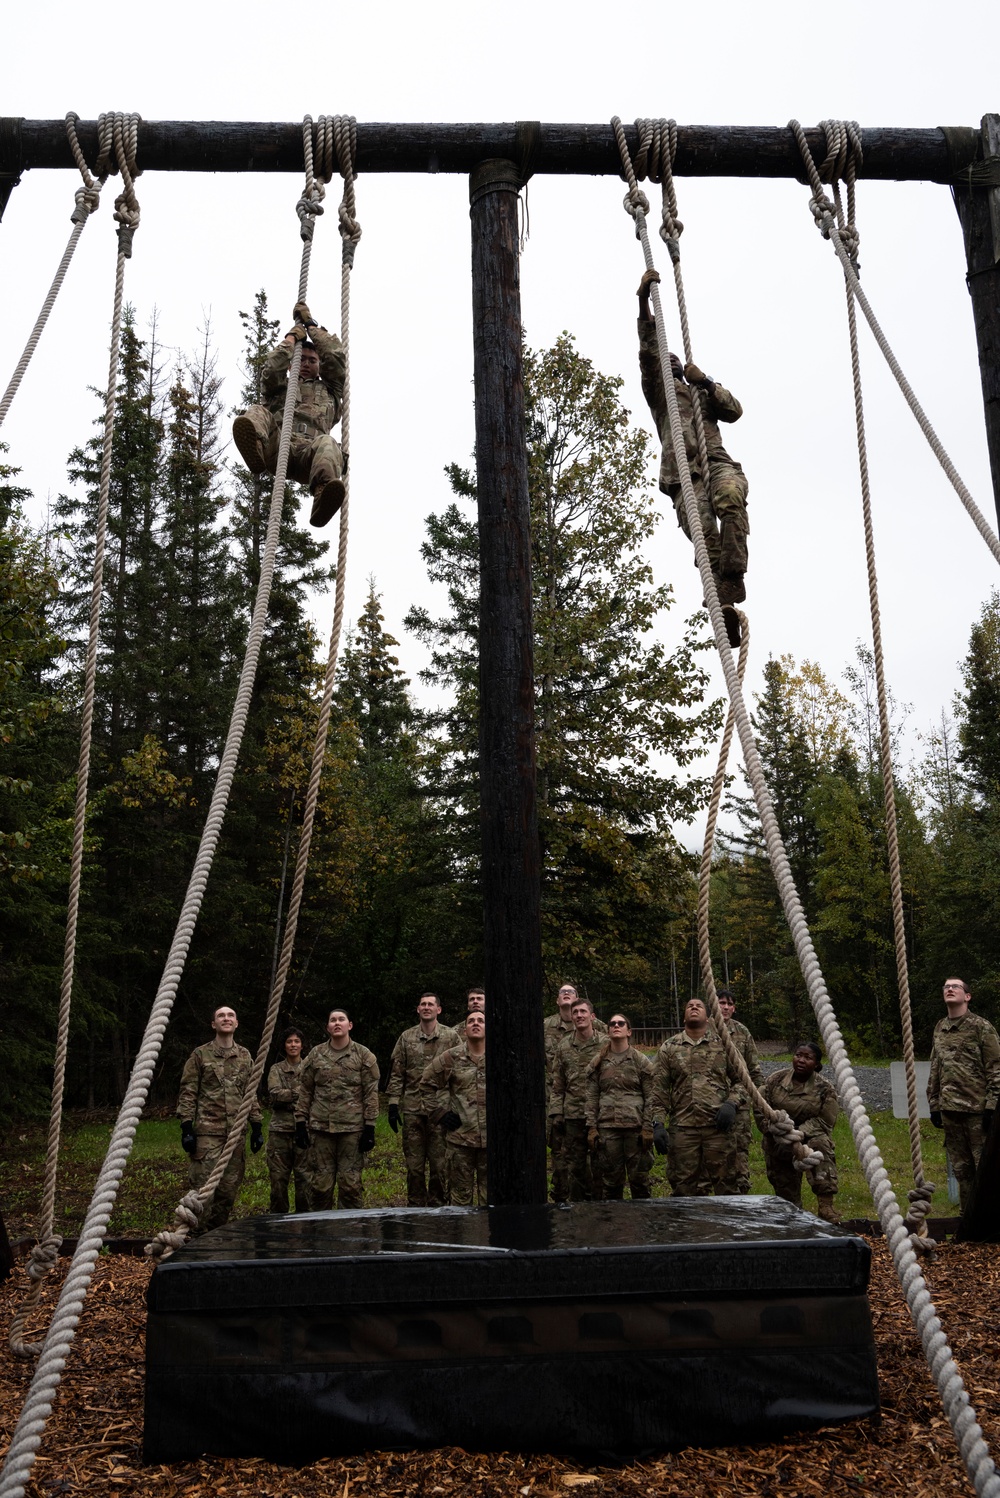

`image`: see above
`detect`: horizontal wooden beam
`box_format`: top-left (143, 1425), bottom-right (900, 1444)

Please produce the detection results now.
top-left (0, 118), bottom-right (985, 184)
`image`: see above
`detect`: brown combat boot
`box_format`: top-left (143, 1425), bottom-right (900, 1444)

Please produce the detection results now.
top-left (232, 411), bottom-right (268, 475)
top-left (816, 1195), bottom-right (842, 1224)
top-left (715, 574), bottom-right (746, 606)
top-left (721, 606), bottom-right (742, 648)
top-left (310, 476), bottom-right (346, 528)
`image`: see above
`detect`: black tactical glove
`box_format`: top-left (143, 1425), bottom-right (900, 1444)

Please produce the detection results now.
top-left (180, 1121), bottom-right (196, 1155)
top-left (652, 1121), bottom-right (669, 1155)
top-left (550, 1116), bottom-right (566, 1135)
top-left (293, 300), bottom-right (317, 328)
top-left (929, 1111), bottom-right (943, 1129)
top-left (440, 1111), bottom-right (461, 1133)
top-left (714, 1101), bottom-right (737, 1133)
top-left (984, 1109), bottom-right (996, 1132)
top-left (249, 1121), bottom-right (264, 1154)
top-left (360, 1123), bottom-right (376, 1153)
top-left (295, 1122), bottom-right (311, 1150)
top-left (387, 1103), bottom-right (400, 1133)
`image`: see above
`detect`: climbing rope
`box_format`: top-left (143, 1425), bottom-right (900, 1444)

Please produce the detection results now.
top-left (0, 113), bottom-right (114, 430)
top-left (0, 115), bottom-right (333, 1498)
top-left (791, 120), bottom-right (934, 1250)
top-left (8, 112), bottom-right (141, 1361)
top-left (613, 114), bottom-right (1000, 1498)
top-left (787, 117), bottom-right (1000, 575)
top-left (147, 113), bottom-right (361, 1260)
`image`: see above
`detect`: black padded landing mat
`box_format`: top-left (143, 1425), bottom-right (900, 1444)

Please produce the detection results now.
top-left (144, 1197), bottom-right (879, 1461)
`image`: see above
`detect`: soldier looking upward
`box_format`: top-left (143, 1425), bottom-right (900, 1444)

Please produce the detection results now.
top-left (715, 989), bottom-right (762, 1194)
top-left (295, 1009), bottom-right (379, 1210)
top-left (422, 1011), bottom-right (488, 1207)
top-left (386, 993), bottom-right (459, 1206)
top-left (584, 1014), bottom-right (655, 1200)
top-left (928, 977), bottom-right (1000, 1214)
top-left (651, 997), bottom-right (742, 1196)
top-left (176, 1005), bottom-right (262, 1234)
top-left (550, 998), bottom-right (606, 1200)
top-left (455, 987), bottom-right (485, 1042)
top-left (265, 1026), bottom-right (312, 1214)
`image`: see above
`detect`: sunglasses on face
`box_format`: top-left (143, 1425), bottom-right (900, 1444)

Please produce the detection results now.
top-left (608, 1020), bottom-right (628, 1028)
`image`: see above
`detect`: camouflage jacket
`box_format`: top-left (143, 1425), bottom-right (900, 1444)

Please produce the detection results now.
top-left (295, 1039), bottom-right (380, 1133)
top-left (585, 1045), bottom-right (655, 1130)
top-left (754, 1068), bottom-right (838, 1146)
top-left (266, 1056), bottom-right (304, 1134)
top-left (386, 1022), bottom-right (460, 1114)
top-left (421, 1041), bottom-right (487, 1149)
top-left (928, 1012), bottom-right (1000, 1113)
top-left (551, 1029), bottom-right (607, 1121)
top-left (261, 326), bottom-right (345, 439)
top-left (638, 319), bottom-right (743, 488)
top-left (651, 1029), bottom-right (743, 1129)
top-left (726, 1017), bottom-right (763, 1106)
top-left (176, 1041), bottom-right (261, 1136)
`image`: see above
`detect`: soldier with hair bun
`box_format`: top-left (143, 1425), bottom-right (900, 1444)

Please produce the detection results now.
top-left (756, 1041), bottom-right (840, 1223)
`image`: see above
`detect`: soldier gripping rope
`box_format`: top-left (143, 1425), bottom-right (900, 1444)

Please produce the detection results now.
top-left (928, 977), bottom-right (1000, 1214)
top-left (232, 300), bottom-right (346, 528)
top-left (585, 1014), bottom-right (655, 1200)
top-left (756, 1042), bottom-right (841, 1223)
top-left (637, 269), bottom-right (748, 647)
top-left (295, 1009), bottom-right (379, 1210)
top-left (550, 997), bottom-right (607, 1201)
top-left (651, 997), bottom-right (743, 1196)
top-left (386, 993), bottom-right (459, 1206)
top-left (422, 1011), bottom-right (488, 1206)
top-left (176, 1005), bottom-right (263, 1233)
top-left (265, 1026), bottom-right (312, 1214)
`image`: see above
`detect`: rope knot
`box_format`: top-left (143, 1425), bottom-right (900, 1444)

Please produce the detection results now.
top-left (26, 1235), bottom-right (62, 1281)
top-left (296, 194), bottom-right (324, 242)
top-left (808, 191), bottom-right (836, 236)
top-left (71, 183), bottom-right (101, 224)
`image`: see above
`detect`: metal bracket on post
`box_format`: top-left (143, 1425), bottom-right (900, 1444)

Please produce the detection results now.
top-left (0, 117), bottom-right (24, 223)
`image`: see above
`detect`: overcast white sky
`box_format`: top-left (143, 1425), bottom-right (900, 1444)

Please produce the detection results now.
top-left (2, 1), bottom-right (999, 845)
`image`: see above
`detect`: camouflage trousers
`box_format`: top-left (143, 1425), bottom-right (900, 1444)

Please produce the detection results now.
top-left (447, 1142), bottom-right (487, 1206)
top-left (669, 462), bottom-right (749, 579)
top-left (307, 1131), bottom-right (364, 1211)
top-left (667, 1125), bottom-right (738, 1196)
top-left (733, 1108), bottom-right (752, 1194)
top-left (401, 1112), bottom-right (449, 1206)
top-left (597, 1128), bottom-right (652, 1200)
top-left (549, 1122), bottom-right (570, 1203)
top-left (565, 1118), bottom-right (603, 1201)
top-left (241, 404), bottom-right (343, 493)
top-left (942, 1110), bottom-right (988, 1213)
top-left (764, 1132), bottom-right (839, 1207)
top-left (189, 1134), bottom-right (246, 1233)
top-left (265, 1129), bottom-right (312, 1214)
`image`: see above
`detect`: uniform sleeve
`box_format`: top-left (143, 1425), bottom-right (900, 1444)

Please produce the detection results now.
top-left (744, 1033), bottom-right (763, 1093)
top-left (267, 1062), bottom-right (293, 1109)
top-left (386, 1035), bottom-right (405, 1105)
top-left (724, 1051), bottom-right (745, 1110)
top-left (550, 1045), bottom-right (567, 1119)
top-left (927, 1033), bottom-right (941, 1111)
top-left (261, 340), bottom-right (291, 403)
top-left (982, 1021), bottom-right (1000, 1111)
top-left (309, 326), bottom-right (346, 409)
top-left (361, 1048), bottom-right (380, 1125)
top-left (752, 1070), bottom-right (776, 1134)
top-left (294, 1053), bottom-right (316, 1125)
top-left (638, 317), bottom-right (668, 433)
top-left (176, 1049), bottom-right (201, 1122)
top-left (817, 1079), bottom-right (840, 1134)
top-left (585, 1064), bottom-right (600, 1130)
top-left (422, 1052), bottom-right (451, 1125)
top-left (639, 1054), bottom-right (655, 1128)
top-left (703, 382), bottom-right (742, 423)
top-left (650, 1044), bottom-right (672, 1125)
top-left (248, 1065), bottom-right (262, 1126)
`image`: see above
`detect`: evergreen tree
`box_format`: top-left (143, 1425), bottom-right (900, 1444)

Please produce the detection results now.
top-left (957, 589), bottom-right (1000, 799)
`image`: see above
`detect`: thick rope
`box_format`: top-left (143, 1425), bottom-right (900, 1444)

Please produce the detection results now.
top-left (788, 118), bottom-right (1000, 575)
top-left (613, 115), bottom-right (1000, 1498)
top-left (0, 114), bottom-right (114, 430)
top-left (8, 114), bottom-right (140, 1360)
top-left (792, 121), bottom-right (934, 1250)
top-left (146, 114), bottom-right (360, 1262)
top-left (0, 132), bottom-right (321, 1498)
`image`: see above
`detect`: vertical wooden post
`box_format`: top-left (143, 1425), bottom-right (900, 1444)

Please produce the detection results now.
top-left (469, 158), bottom-right (547, 1207)
top-left (953, 114), bottom-right (1000, 534)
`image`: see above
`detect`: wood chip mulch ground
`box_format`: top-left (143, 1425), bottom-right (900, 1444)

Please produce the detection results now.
top-left (2, 1238), bottom-right (999, 1497)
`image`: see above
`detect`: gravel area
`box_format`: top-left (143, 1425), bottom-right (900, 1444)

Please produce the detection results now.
top-left (760, 1060), bottom-right (894, 1112)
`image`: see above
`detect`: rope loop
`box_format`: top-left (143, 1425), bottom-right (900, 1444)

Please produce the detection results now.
top-left (90, 111), bottom-right (142, 257)
top-left (66, 113), bottom-right (111, 224)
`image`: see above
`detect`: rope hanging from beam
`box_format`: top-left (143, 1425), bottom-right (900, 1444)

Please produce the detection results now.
top-left (8, 112), bottom-right (142, 1361)
top-left (790, 119), bottom-right (935, 1251)
top-left (0, 112), bottom-right (354, 1498)
top-left (612, 112), bottom-right (999, 1498)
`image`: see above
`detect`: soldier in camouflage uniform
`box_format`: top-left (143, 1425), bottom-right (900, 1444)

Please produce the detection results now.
top-left (233, 299), bottom-right (346, 528)
top-left (454, 987), bottom-right (485, 1043)
top-left (545, 986), bottom-right (607, 1202)
top-left (755, 1042), bottom-right (840, 1222)
top-left (295, 1009), bottom-right (379, 1210)
top-left (651, 997), bottom-right (743, 1196)
top-left (265, 1027), bottom-right (312, 1213)
top-left (176, 1005), bottom-right (263, 1233)
top-left (551, 998), bottom-right (607, 1200)
top-left (716, 989), bottom-right (762, 1194)
top-left (637, 269), bottom-right (749, 632)
top-left (585, 1015), bottom-right (655, 1199)
top-left (386, 993), bottom-right (459, 1206)
top-left (422, 1011), bottom-right (487, 1206)
top-left (928, 978), bottom-right (1000, 1214)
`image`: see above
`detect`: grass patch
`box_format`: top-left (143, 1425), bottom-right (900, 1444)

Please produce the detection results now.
top-left (0, 1105), bottom-right (956, 1242)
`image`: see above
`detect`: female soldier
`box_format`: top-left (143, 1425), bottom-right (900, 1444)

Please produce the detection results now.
top-left (266, 1027), bottom-right (311, 1213)
top-left (585, 1015), bottom-right (655, 1200)
top-left (756, 1041), bottom-right (840, 1223)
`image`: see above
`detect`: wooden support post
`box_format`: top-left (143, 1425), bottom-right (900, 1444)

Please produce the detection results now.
top-left (0, 116), bottom-right (22, 221)
top-left (469, 158), bottom-right (547, 1207)
top-left (953, 114), bottom-right (1000, 535)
